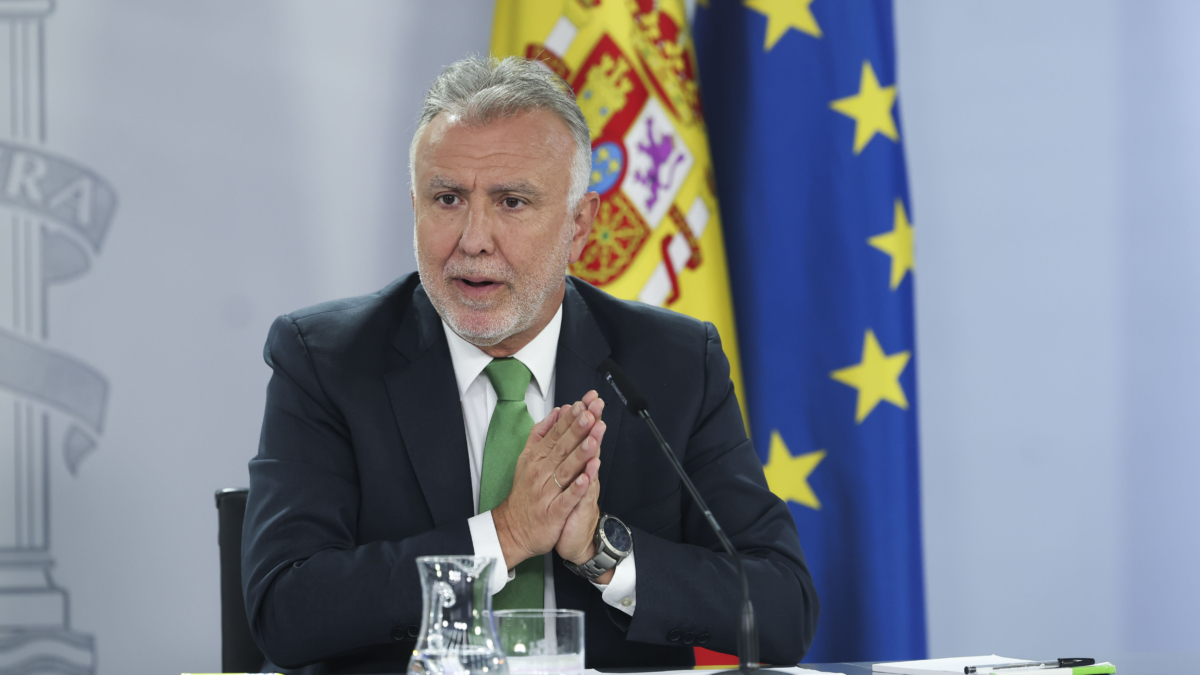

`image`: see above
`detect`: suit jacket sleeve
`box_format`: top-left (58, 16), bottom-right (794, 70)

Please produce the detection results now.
top-left (242, 315), bottom-right (474, 669)
top-left (623, 322), bottom-right (820, 664)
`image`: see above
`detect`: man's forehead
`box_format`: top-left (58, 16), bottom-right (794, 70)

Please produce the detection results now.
top-left (415, 110), bottom-right (574, 167)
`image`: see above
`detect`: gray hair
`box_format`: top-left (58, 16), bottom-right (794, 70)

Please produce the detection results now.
top-left (409, 56), bottom-right (592, 212)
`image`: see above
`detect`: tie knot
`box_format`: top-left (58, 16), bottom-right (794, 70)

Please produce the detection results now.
top-left (484, 358), bottom-right (533, 402)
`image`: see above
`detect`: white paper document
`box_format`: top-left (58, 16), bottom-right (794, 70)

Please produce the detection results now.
top-left (873, 656), bottom-right (1031, 675)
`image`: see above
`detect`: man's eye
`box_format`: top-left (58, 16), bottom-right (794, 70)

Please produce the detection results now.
top-left (438, 195), bottom-right (457, 205)
top-left (503, 197), bottom-right (522, 209)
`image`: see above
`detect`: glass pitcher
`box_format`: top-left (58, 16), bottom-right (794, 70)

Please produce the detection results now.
top-left (408, 555), bottom-right (508, 675)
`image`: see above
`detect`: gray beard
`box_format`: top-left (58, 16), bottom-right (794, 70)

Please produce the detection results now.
top-left (415, 225), bottom-right (574, 348)
top-left (425, 272), bottom-right (563, 348)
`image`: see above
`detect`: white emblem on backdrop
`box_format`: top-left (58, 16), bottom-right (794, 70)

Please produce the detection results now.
top-left (620, 98), bottom-right (693, 229)
top-left (0, 2), bottom-right (117, 674)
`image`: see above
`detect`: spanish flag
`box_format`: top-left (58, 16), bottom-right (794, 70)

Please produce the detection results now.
top-left (491, 0), bottom-right (746, 429)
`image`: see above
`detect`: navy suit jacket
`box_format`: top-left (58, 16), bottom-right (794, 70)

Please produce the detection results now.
top-left (242, 273), bottom-right (818, 673)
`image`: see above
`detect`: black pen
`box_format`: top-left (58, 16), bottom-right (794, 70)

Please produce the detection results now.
top-left (966, 659), bottom-right (1096, 674)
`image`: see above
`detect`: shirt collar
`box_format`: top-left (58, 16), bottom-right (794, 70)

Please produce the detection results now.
top-left (441, 302), bottom-right (563, 400)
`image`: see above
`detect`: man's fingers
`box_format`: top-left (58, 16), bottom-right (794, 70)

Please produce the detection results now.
top-left (587, 396), bottom-right (605, 423)
top-left (587, 420), bottom-right (606, 454)
top-left (530, 406), bottom-right (562, 443)
top-left (534, 404), bottom-right (578, 456)
top-left (572, 458), bottom-right (600, 503)
top-left (560, 460), bottom-right (601, 533)
top-left (550, 471), bottom-right (590, 520)
top-left (547, 402), bottom-right (595, 463)
top-left (547, 416), bottom-right (606, 490)
top-left (549, 434), bottom-right (599, 492)
top-left (579, 461), bottom-right (600, 505)
top-left (533, 397), bottom-right (603, 464)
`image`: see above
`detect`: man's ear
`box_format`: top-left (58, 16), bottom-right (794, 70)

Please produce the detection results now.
top-left (569, 191), bottom-right (601, 264)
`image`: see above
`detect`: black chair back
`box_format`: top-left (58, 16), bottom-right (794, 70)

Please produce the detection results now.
top-left (215, 488), bottom-right (266, 673)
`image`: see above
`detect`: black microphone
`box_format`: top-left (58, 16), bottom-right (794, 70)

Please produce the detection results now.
top-left (600, 358), bottom-right (785, 675)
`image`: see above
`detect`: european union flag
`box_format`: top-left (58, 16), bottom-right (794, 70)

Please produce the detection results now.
top-left (694, 0), bottom-right (926, 662)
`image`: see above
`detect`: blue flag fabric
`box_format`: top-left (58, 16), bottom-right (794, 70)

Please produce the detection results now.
top-left (694, 0), bottom-right (926, 662)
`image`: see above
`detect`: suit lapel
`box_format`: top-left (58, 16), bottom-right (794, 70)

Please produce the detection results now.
top-left (384, 286), bottom-right (475, 527)
top-left (554, 280), bottom-right (622, 506)
top-left (553, 281), bottom-right (626, 612)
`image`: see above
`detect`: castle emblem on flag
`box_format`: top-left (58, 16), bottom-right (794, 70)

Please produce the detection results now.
top-left (577, 52), bottom-right (635, 139)
top-left (570, 35), bottom-right (647, 140)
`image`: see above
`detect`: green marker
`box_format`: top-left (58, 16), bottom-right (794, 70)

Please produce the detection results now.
top-left (1072, 665), bottom-right (1116, 675)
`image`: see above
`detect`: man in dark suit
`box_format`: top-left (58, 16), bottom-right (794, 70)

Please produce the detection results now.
top-left (242, 56), bottom-right (818, 674)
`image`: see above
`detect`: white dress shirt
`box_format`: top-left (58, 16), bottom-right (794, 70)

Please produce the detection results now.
top-left (442, 303), bottom-right (637, 615)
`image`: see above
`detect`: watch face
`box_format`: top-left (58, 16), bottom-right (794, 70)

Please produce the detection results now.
top-left (602, 517), bottom-right (632, 553)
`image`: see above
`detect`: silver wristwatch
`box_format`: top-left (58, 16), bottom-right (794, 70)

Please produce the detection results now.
top-left (563, 513), bottom-right (633, 581)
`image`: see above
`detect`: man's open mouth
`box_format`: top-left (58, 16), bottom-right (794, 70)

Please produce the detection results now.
top-left (458, 277), bottom-right (501, 288)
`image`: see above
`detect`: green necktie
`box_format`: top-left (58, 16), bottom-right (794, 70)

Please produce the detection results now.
top-left (478, 358), bottom-right (544, 610)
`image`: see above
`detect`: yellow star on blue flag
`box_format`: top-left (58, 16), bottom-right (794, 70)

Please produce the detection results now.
top-left (830, 329), bottom-right (911, 423)
top-left (762, 430), bottom-right (825, 509)
top-left (869, 199), bottom-right (915, 290)
top-left (744, 0), bottom-right (822, 50)
top-left (830, 60), bottom-right (899, 154)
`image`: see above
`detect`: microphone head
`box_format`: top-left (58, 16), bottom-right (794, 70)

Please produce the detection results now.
top-left (599, 358), bottom-right (650, 414)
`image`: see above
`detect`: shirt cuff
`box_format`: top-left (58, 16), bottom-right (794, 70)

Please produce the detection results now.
top-left (591, 549), bottom-right (636, 616)
top-left (468, 511), bottom-right (515, 595)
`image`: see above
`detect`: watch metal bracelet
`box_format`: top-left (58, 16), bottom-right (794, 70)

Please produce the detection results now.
top-left (572, 549), bottom-right (622, 580)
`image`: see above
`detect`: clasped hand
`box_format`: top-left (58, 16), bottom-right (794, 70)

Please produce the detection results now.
top-left (492, 391), bottom-right (607, 576)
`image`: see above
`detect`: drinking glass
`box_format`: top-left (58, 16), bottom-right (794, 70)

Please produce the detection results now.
top-left (492, 609), bottom-right (584, 675)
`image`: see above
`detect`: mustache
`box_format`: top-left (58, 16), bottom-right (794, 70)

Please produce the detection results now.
top-left (441, 255), bottom-right (515, 284)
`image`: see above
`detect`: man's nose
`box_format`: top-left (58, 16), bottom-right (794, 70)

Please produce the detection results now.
top-left (459, 198), bottom-right (496, 255)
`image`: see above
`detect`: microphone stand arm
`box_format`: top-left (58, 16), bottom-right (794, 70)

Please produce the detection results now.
top-left (638, 410), bottom-right (762, 674)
